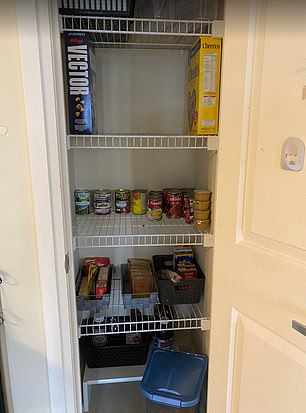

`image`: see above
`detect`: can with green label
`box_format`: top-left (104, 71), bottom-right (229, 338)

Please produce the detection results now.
top-left (74, 189), bottom-right (91, 215)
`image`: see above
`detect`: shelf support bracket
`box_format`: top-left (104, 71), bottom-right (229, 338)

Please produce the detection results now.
top-left (207, 136), bottom-right (219, 151)
top-left (212, 20), bottom-right (225, 38)
top-left (203, 234), bottom-right (214, 248)
top-left (201, 318), bottom-right (211, 331)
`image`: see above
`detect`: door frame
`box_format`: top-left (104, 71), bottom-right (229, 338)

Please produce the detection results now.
top-left (15, 0), bottom-right (80, 412)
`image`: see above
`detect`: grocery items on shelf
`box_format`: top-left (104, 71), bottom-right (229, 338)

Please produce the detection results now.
top-left (127, 258), bottom-right (154, 298)
top-left (74, 187), bottom-right (212, 229)
top-left (153, 252), bottom-right (205, 305)
top-left (75, 257), bottom-right (112, 310)
top-left (193, 189), bottom-right (211, 231)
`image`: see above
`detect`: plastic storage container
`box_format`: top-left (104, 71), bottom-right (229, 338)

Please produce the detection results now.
top-left (141, 349), bottom-right (208, 413)
top-left (134, 0), bottom-right (221, 20)
top-left (75, 265), bottom-right (112, 310)
top-left (153, 255), bottom-right (205, 305)
top-left (59, 0), bottom-right (135, 17)
top-left (121, 263), bottom-right (158, 312)
top-left (80, 333), bottom-right (152, 368)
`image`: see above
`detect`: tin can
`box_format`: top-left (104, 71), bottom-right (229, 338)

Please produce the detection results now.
top-left (162, 188), bottom-right (171, 213)
top-left (166, 189), bottom-right (183, 219)
top-left (93, 189), bottom-right (112, 215)
top-left (74, 189), bottom-right (91, 215)
top-left (147, 191), bottom-right (163, 221)
top-left (132, 190), bottom-right (147, 215)
top-left (153, 330), bottom-right (174, 349)
top-left (115, 189), bottom-right (131, 214)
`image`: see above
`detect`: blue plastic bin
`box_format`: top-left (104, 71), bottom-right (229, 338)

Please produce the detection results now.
top-left (141, 349), bottom-right (208, 413)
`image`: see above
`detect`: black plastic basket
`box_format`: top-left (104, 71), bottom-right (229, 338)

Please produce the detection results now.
top-left (59, 0), bottom-right (135, 17)
top-left (152, 255), bottom-right (205, 305)
top-left (75, 265), bottom-right (112, 311)
top-left (80, 333), bottom-right (151, 368)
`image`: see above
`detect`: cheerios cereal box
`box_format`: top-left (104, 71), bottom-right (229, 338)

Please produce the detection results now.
top-left (186, 37), bottom-right (222, 135)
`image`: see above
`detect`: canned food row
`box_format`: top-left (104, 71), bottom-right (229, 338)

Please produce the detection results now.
top-left (74, 188), bottom-right (211, 224)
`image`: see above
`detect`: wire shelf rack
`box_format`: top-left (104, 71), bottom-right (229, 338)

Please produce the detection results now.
top-left (60, 15), bottom-right (216, 49)
top-left (78, 267), bottom-right (210, 337)
top-left (73, 213), bottom-right (214, 248)
top-left (67, 134), bottom-right (218, 150)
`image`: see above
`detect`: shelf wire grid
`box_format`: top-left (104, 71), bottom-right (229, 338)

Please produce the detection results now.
top-left (78, 267), bottom-right (208, 337)
top-left (67, 134), bottom-right (217, 150)
top-left (73, 213), bottom-right (213, 248)
top-left (61, 15), bottom-right (214, 49)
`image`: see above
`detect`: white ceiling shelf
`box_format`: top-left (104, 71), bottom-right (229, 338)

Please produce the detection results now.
top-left (73, 213), bottom-right (214, 248)
top-left (60, 15), bottom-right (220, 49)
top-left (67, 134), bottom-right (218, 150)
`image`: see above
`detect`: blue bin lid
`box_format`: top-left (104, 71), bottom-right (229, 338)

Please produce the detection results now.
top-left (141, 349), bottom-right (208, 408)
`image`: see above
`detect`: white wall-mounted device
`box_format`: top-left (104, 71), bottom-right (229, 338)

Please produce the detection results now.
top-left (281, 137), bottom-right (305, 171)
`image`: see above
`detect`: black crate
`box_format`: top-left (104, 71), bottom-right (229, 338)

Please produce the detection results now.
top-left (152, 255), bottom-right (205, 305)
top-left (59, 0), bottom-right (135, 17)
top-left (80, 333), bottom-right (151, 368)
top-left (75, 265), bottom-right (112, 311)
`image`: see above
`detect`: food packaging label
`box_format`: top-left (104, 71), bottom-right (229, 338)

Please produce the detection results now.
top-left (63, 32), bottom-right (96, 134)
top-left (186, 36), bottom-right (222, 135)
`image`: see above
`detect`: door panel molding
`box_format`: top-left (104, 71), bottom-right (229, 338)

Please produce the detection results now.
top-left (227, 308), bottom-right (306, 413)
top-left (236, 0), bottom-right (306, 262)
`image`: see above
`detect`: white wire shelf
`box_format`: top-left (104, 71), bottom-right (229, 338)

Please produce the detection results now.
top-left (79, 305), bottom-right (209, 336)
top-left (60, 15), bottom-right (218, 49)
top-left (73, 213), bottom-right (214, 248)
top-left (78, 267), bottom-right (210, 337)
top-left (67, 134), bottom-right (218, 150)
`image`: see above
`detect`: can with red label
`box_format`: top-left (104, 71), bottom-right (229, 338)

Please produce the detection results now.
top-left (147, 191), bottom-right (163, 221)
top-left (166, 190), bottom-right (183, 219)
top-left (93, 189), bottom-right (112, 215)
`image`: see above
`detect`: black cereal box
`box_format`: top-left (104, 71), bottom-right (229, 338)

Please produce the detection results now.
top-left (63, 32), bottom-right (96, 135)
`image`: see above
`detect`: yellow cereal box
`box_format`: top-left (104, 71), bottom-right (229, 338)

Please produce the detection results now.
top-left (186, 37), bottom-right (222, 135)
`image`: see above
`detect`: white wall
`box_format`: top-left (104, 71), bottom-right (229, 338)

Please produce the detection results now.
top-left (0, 1), bottom-right (51, 411)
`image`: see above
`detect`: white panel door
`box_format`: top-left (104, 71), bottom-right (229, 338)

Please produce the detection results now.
top-left (208, 0), bottom-right (306, 412)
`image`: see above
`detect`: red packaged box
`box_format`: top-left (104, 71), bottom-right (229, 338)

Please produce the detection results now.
top-left (96, 265), bottom-right (109, 299)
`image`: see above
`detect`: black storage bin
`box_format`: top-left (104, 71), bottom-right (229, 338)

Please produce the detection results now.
top-left (59, 0), bottom-right (135, 17)
top-left (153, 255), bottom-right (205, 305)
top-left (80, 333), bottom-right (151, 368)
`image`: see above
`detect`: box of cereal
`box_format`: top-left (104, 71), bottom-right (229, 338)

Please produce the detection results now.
top-left (186, 37), bottom-right (222, 135)
top-left (63, 32), bottom-right (96, 134)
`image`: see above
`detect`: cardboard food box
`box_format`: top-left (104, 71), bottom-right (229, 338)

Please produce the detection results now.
top-left (131, 275), bottom-right (153, 298)
top-left (186, 36), bottom-right (222, 135)
top-left (63, 32), bottom-right (96, 134)
top-left (95, 266), bottom-right (109, 299)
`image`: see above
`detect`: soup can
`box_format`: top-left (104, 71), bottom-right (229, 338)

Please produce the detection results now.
top-left (166, 189), bottom-right (183, 219)
top-left (147, 191), bottom-right (163, 221)
top-left (93, 189), bottom-right (112, 215)
top-left (115, 189), bottom-right (131, 214)
top-left (74, 189), bottom-right (91, 215)
top-left (132, 190), bottom-right (147, 215)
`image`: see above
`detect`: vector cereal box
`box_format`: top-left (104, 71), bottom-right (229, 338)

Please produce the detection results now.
top-left (63, 32), bottom-right (96, 134)
top-left (186, 37), bottom-right (222, 135)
